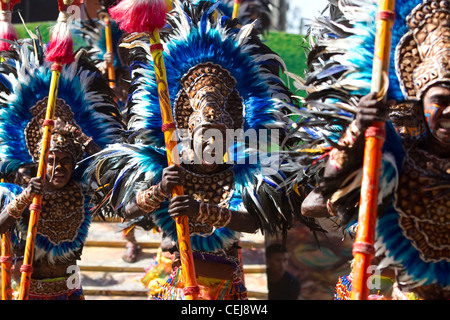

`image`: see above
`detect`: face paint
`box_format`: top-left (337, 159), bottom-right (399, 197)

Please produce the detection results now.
top-left (422, 85), bottom-right (450, 145)
top-left (423, 103), bottom-right (440, 135)
top-left (46, 150), bottom-right (74, 189)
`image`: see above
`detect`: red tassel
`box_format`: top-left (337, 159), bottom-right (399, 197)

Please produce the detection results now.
top-left (109, 0), bottom-right (169, 33)
top-left (0, 0), bottom-right (20, 51)
top-left (46, 19), bottom-right (74, 64)
top-left (46, 1), bottom-right (82, 65)
top-left (0, 12), bottom-right (17, 51)
top-left (56, 0), bottom-right (82, 12)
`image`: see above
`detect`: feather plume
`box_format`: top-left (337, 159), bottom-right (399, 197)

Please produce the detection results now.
top-left (109, 0), bottom-right (169, 33)
top-left (0, 0), bottom-right (19, 52)
top-left (46, 0), bottom-right (82, 64)
top-left (71, 18), bottom-right (125, 70)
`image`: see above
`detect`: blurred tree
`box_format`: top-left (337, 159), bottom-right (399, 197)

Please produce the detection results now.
top-left (277, 0), bottom-right (288, 31)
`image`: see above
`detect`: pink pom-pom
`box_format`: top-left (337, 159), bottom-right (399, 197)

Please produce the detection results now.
top-left (109, 0), bottom-right (168, 33)
top-left (46, 21), bottom-right (75, 65)
top-left (46, 1), bottom-right (84, 65)
top-left (0, 27), bottom-right (17, 51)
top-left (0, 14), bottom-right (18, 51)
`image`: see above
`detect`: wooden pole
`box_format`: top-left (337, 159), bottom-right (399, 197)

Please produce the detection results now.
top-left (0, 172), bottom-right (11, 301)
top-left (101, 13), bottom-right (116, 89)
top-left (148, 30), bottom-right (198, 300)
top-left (18, 64), bottom-right (61, 300)
top-left (1, 232), bottom-right (12, 300)
top-left (1, 55), bottom-right (12, 301)
top-left (350, 0), bottom-right (395, 300)
top-left (0, 0), bottom-right (21, 300)
top-left (1, 177), bottom-right (12, 301)
top-left (232, 0), bottom-right (241, 19)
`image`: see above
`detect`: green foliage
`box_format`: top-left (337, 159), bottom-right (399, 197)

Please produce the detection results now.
top-left (262, 31), bottom-right (308, 96)
top-left (13, 21), bottom-right (86, 50)
top-left (14, 21), bottom-right (52, 43)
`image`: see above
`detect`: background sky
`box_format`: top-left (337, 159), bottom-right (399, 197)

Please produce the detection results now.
top-left (286, 0), bottom-right (329, 34)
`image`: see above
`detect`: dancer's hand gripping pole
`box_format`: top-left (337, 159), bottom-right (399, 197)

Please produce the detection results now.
top-left (350, 0), bottom-right (396, 300)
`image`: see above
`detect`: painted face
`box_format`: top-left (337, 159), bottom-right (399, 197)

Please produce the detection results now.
top-left (192, 125), bottom-right (227, 172)
top-left (422, 85), bottom-right (450, 145)
top-left (46, 150), bottom-right (74, 189)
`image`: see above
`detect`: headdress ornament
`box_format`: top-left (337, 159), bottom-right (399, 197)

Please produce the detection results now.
top-left (176, 62), bottom-right (241, 138)
top-left (25, 97), bottom-right (83, 162)
top-left (395, 0), bottom-right (450, 100)
top-left (0, 38), bottom-right (123, 176)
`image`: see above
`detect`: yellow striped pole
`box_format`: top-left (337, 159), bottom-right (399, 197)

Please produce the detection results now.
top-left (350, 0), bottom-right (396, 300)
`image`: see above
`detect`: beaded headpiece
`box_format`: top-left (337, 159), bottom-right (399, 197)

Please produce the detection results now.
top-left (25, 97), bottom-right (82, 162)
top-left (175, 62), bottom-right (243, 139)
top-left (396, 0), bottom-right (450, 100)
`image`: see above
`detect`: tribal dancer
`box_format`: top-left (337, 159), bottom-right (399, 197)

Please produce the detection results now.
top-left (283, 0), bottom-right (449, 300)
top-left (138, 0), bottom-right (279, 294)
top-left (86, 1), bottom-right (310, 300)
top-left (0, 31), bottom-right (123, 299)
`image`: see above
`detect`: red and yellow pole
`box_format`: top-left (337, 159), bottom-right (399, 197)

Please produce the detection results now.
top-left (232, 0), bottom-right (242, 19)
top-left (18, 63), bottom-right (61, 300)
top-left (1, 232), bottom-right (12, 300)
top-left (148, 29), bottom-right (198, 300)
top-left (101, 12), bottom-right (116, 89)
top-left (350, 0), bottom-right (395, 300)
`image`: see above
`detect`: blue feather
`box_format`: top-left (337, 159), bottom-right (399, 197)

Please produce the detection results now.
top-left (0, 44), bottom-right (123, 176)
top-left (377, 207), bottom-right (450, 287)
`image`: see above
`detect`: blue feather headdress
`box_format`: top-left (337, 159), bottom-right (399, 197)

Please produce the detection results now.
top-left (85, 1), bottom-right (314, 252)
top-left (0, 39), bottom-right (123, 176)
top-left (0, 35), bottom-right (124, 263)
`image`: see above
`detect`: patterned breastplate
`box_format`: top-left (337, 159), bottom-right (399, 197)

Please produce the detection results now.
top-left (183, 167), bottom-right (234, 235)
top-left (38, 180), bottom-right (85, 245)
top-left (395, 142), bottom-right (450, 263)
